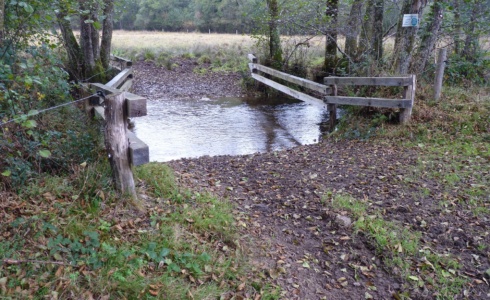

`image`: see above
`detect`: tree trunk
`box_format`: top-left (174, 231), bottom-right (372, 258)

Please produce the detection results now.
top-left (344, 0), bottom-right (363, 61)
top-left (0, 0), bottom-right (4, 47)
top-left (266, 0), bottom-right (282, 68)
top-left (56, 7), bottom-right (84, 80)
top-left (90, 9), bottom-right (100, 62)
top-left (78, 0), bottom-right (103, 79)
top-left (100, 0), bottom-right (115, 70)
top-left (372, 0), bottom-right (384, 61)
top-left (453, 0), bottom-right (461, 55)
top-left (461, 0), bottom-right (481, 61)
top-left (410, 0), bottom-right (445, 74)
top-left (358, 0), bottom-right (375, 59)
top-left (392, 0), bottom-right (427, 74)
top-left (324, 0), bottom-right (339, 75)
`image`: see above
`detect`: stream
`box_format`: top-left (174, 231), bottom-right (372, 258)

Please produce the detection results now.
top-left (133, 96), bottom-right (331, 162)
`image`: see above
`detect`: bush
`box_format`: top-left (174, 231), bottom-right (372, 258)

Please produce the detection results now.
top-left (444, 52), bottom-right (490, 85)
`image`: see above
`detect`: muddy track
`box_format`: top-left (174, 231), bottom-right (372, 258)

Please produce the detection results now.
top-left (134, 60), bottom-right (490, 300)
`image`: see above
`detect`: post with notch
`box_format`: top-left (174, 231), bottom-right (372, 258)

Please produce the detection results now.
top-left (104, 92), bottom-right (137, 200)
top-left (399, 75), bottom-right (416, 124)
top-left (328, 84), bottom-right (338, 131)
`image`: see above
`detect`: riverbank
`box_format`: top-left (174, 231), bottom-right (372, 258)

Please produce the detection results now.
top-left (133, 59), bottom-right (490, 299)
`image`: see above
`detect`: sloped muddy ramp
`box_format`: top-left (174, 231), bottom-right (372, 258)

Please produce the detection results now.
top-left (134, 59), bottom-right (490, 299)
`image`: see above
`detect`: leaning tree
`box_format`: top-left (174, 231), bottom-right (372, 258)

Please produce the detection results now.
top-left (56, 0), bottom-right (115, 82)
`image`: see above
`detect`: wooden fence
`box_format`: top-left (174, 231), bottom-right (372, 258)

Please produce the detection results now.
top-left (84, 56), bottom-right (149, 199)
top-left (248, 54), bottom-right (416, 127)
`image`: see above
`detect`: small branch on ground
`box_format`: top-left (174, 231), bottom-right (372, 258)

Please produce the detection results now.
top-left (1, 258), bottom-right (73, 266)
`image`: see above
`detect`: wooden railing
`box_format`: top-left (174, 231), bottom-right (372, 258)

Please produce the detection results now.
top-left (248, 54), bottom-right (330, 110)
top-left (84, 56), bottom-right (149, 199)
top-left (247, 54), bottom-right (416, 126)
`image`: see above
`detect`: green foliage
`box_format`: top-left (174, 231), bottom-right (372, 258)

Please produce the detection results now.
top-left (444, 52), bottom-right (490, 85)
top-left (0, 162), bottom-right (249, 298)
top-left (0, 0), bottom-right (102, 190)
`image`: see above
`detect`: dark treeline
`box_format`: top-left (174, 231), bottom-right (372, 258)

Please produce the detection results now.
top-left (113, 0), bottom-right (258, 33)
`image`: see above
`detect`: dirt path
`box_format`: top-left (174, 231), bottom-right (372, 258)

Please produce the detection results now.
top-left (133, 60), bottom-right (490, 300)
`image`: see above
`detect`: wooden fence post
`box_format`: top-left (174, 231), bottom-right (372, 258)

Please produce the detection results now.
top-left (434, 48), bottom-right (447, 101)
top-left (400, 75), bottom-right (416, 124)
top-left (104, 92), bottom-right (137, 200)
top-left (328, 84), bottom-right (338, 130)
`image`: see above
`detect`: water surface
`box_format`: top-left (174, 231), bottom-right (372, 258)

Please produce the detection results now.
top-left (134, 97), bottom-right (329, 162)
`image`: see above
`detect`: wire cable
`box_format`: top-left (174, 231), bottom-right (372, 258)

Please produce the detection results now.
top-left (0, 93), bottom-right (97, 127)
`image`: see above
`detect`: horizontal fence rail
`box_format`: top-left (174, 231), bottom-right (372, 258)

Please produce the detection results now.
top-left (247, 54), bottom-right (416, 126)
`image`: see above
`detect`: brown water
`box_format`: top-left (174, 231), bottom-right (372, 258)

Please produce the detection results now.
top-left (133, 96), bottom-right (331, 162)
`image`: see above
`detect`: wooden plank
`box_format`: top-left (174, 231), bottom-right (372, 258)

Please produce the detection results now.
top-left (118, 79), bottom-right (133, 92)
top-left (93, 104), bottom-right (149, 166)
top-left (328, 84), bottom-right (338, 130)
top-left (110, 55), bottom-right (132, 67)
top-left (324, 96), bottom-right (412, 108)
top-left (128, 131), bottom-right (149, 166)
top-left (94, 106), bottom-right (105, 120)
top-left (251, 73), bottom-right (326, 109)
top-left (125, 93), bottom-right (146, 117)
top-left (252, 64), bottom-right (331, 95)
top-left (106, 68), bottom-right (133, 89)
top-left (248, 53), bottom-right (257, 63)
top-left (91, 82), bottom-right (119, 94)
top-left (323, 76), bottom-right (413, 86)
top-left (90, 83), bottom-right (147, 117)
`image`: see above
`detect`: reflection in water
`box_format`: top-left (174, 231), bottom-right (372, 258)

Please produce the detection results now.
top-left (133, 96), bottom-right (329, 162)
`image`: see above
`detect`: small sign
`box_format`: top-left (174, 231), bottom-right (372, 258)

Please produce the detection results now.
top-left (402, 14), bottom-right (419, 27)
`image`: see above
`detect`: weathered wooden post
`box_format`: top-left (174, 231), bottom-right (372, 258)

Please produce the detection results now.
top-left (328, 85), bottom-right (338, 131)
top-left (104, 92), bottom-right (137, 200)
top-left (434, 48), bottom-right (447, 101)
top-left (400, 74), bottom-right (416, 124)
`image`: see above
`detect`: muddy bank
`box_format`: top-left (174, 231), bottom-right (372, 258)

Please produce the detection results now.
top-left (134, 60), bottom-right (490, 299)
top-left (133, 58), bottom-right (245, 100)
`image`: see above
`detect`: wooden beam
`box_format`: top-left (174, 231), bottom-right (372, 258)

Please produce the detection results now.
top-left (110, 55), bottom-right (132, 67)
top-left (324, 96), bottom-right (412, 108)
top-left (106, 68), bottom-right (133, 89)
top-left (251, 73), bottom-right (326, 109)
top-left (118, 79), bottom-right (133, 92)
top-left (252, 63), bottom-right (331, 95)
top-left (90, 83), bottom-right (147, 117)
top-left (128, 131), bottom-right (149, 166)
top-left (93, 102), bottom-right (149, 166)
top-left (323, 76), bottom-right (413, 86)
top-left (400, 75), bottom-right (416, 124)
top-left (125, 93), bottom-right (146, 117)
top-left (248, 53), bottom-right (257, 63)
top-left (328, 84), bottom-right (338, 130)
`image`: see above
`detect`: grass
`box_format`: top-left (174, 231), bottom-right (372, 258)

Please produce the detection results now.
top-left (0, 161), bottom-right (258, 299)
top-left (326, 78), bottom-right (489, 298)
top-left (111, 31), bottom-right (256, 73)
top-left (329, 193), bottom-right (469, 299)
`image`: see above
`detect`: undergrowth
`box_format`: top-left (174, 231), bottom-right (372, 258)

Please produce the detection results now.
top-left (328, 193), bottom-right (468, 300)
top-left (326, 81), bottom-right (489, 299)
top-left (0, 161), bottom-right (261, 299)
